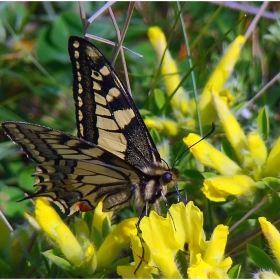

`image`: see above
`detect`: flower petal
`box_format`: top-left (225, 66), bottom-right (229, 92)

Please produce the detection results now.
top-left (247, 132), bottom-right (267, 165)
top-left (212, 90), bottom-right (248, 165)
top-left (92, 200), bottom-right (113, 234)
top-left (140, 210), bottom-right (182, 278)
top-left (97, 217), bottom-right (137, 267)
top-left (170, 202), bottom-right (207, 265)
top-left (259, 217), bottom-right (280, 265)
top-left (183, 133), bottom-right (243, 176)
top-left (148, 26), bottom-right (189, 115)
top-left (187, 253), bottom-right (213, 278)
top-left (199, 35), bottom-right (245, 125)
top-left (264, 136), bottom-right (280, 177)
top-left (35, 198), bottom-right (84, 266)
top-left (203, 225), bottom-right (229, 267)
top-left (202, 175), bottom-right (255, 202)
top-left (255, 270), bottom-right (280, 279)
top-left (144, 118), bottom-right (179, 136)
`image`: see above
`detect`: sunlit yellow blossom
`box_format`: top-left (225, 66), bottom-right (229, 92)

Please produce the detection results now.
top-left (183, 133), bottom-right (243, 176)
top-left (212, 90), bottom-right (248, 164)
top-left (184, 131), bottom-right (256, 201)
top-left (247, 132), bottom-right (267, 165)
top-left (144, 118), bottom-right (179, 136)
top-left (188, 254), bottom-right (213, 278)
top-left (199, 35), bottom-right (245, 125)
top-left (255, 270), bottom-right (280, 279)
top-left (247, 132), bottom-right (268, 180)
top-left (203, 175), bottom-right (255, 202)
top-left (97, 218), bottom-right (137, 268)
top-left (148, 26), bottom-right (189, 115)
top-left (188, 253), bottom-right (232, 279)
top-left (259, 217), bottom-right (280, 264)
top-left (117, 234), bottom-right (156, 278)
top-left (91, 200), bottom-right (113, 235)
top-left (203, 225), bottom-right (229, 267)
top-left (35, 198), bottom-right (84, 266)
top-left (140, 210), bottom-right (182, 278)
top-left (264, 137), bottom-right (280, 177)
top-left (187, 225), bottom-right (231, 278)
top-left (169, 202), bottom-right (207, 265)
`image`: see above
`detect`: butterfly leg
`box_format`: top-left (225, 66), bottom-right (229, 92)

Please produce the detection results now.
top-left (134, 202), bottom-right (150, 274)
top-left (166, 186), bottom-right (187, 205)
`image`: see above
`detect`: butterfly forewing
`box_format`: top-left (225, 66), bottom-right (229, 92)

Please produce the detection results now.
top-left (68, 36), bottom-right (161, 170)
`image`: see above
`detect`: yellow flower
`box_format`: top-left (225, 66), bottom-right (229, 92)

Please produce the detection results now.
top-left (123, 202), bottom-right (231, 279)
top-left (97, 217), bottom-right (138, 268)
top-left (184, 130), bottom-right (255, 201)
top-left (117, 234), bottom-right (157, 278)
top-left (144, 118), bottom-right (179, 137)
top-left (183, 90), bottom-right (280, 201)
top-left (140, 210), bottom-right (182, 278)
top-left (212, 90), bottom-right (248, 165)
top-left (199, 35), bottom-right (245, 125)
top-left (259, 217), bottom-right (280, 265)
top-left (148, 26), bottom-right (189, 116)
top-left (184, 133), bottom-right (243, 176)
top-left (91, 199), bottom-right (113, 235)
top-left (35, 198), bottom-right (85, 266)
top-left (255, 270), bottom-right (280, 279)
top-left (169, 202), bottom-right (207, 265)
top-left (264, 137), bottom-right (280, 177)
top-left (203, 175), bottom-right (255, 202)
top-left (187, 225), bottom-right (231, 279)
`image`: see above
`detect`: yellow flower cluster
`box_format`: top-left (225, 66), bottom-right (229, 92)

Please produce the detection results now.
top-left (28, 199), bottom-right (232, 279)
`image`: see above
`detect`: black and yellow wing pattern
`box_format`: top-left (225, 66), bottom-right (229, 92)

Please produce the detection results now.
top-left (1, 36), bottom-right (179, 217)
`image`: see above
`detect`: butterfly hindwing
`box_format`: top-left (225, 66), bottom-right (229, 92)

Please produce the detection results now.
top-left (2, 121), bottom-right (142, 214)
top-left (68, 36), bottom-right (161, 170)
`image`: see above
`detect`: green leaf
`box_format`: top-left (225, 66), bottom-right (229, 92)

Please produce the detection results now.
top-left (257, 107), bottom-right (269, 140)
top-left (176, 250), bottom-right (188, 278)
top-left (37, 27), bottom-right (62, 63)
top-left (18, 167), bottom-right (36, 192)
top-left (74, 218), bottom-right (90, 241)
top-left (42, 249), bottom-right (75, 274)
top-left (154, 88), bottom-right (166, 109)
top-left (228, 264), bottom-right (241, 279)
top-left (0, 141), bottom-right (18, 160)
top-left (221, 136), bottom-right (237, 162)
top-left (0, 185), bottom-right (32, 217)
top-left (262, 177), bottom-right (280, 190)
top-left (247, 244), bottom-right (280, 274)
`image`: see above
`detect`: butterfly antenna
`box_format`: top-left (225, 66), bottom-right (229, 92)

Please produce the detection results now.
top-left (161, 157), bottom-right (170, 169)
top-left (172, 122), bottom-right (216, 168)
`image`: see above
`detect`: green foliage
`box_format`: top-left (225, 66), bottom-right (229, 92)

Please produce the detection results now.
top-left (248, 244), bottom-right (280, 275)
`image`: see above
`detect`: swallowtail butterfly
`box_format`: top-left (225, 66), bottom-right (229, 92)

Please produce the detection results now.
top-left (2, 36), bottom-right (179, 221)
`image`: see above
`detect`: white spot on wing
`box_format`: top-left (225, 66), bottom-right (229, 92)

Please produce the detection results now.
top-left (91, 70), bottom-right (103, 81)
top-left (93, 81), bottom-right (101, 91)
top-left (114, 109), bottom-right (135, 129)
top-left (96, 105), bottom-right (111, 116)
top-left (99, 66), bottom-right (110, 76)
top-left (106, 87), bottom-right (121, 102)
top-left (94, 93), bottom-right (107, 106)
top-left (97, 116), bottom-right (119, 130)
top-left (73, 40), bottom-right (80, 48)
